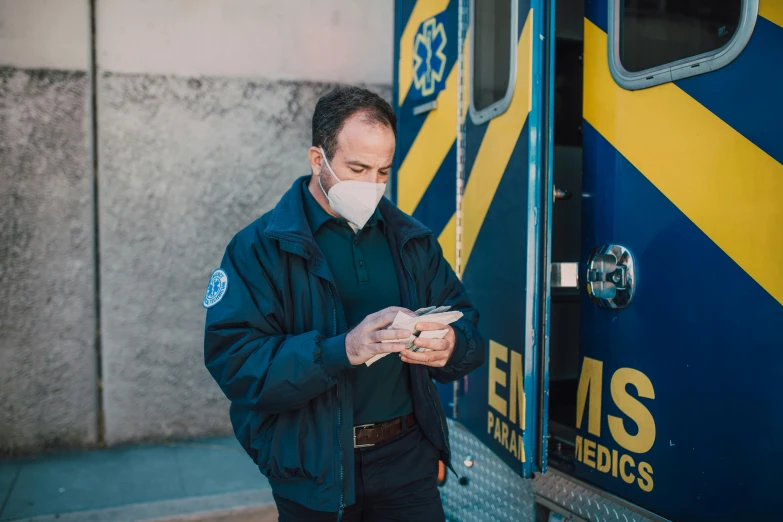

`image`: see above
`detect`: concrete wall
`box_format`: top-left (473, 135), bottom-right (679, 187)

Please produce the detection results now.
top-left (0, 0), bottom-right (90, 71)
top-left (0, 0), bottom-right (97, 454)
top-left (96, 0), bottom-right (392, 84)
top-left (1, 0), bottom-right (393, 452)
top-left (96, 1), bottom-right (392, 445)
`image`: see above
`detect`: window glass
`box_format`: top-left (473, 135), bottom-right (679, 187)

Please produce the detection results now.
top-left (472, 0), bottom-right (513, 113)
top-left (620, 0), bottom-right (742, 73)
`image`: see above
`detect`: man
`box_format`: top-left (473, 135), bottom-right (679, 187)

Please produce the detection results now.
top-left (203, 86), bottom-right (485, 521)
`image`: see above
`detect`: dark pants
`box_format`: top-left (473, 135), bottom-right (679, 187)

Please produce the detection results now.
top-left (274, 424), bottom-right (445, 521)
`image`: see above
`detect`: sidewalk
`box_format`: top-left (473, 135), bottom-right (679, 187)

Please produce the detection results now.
top-left (0, 437), bottom-right (276, 521)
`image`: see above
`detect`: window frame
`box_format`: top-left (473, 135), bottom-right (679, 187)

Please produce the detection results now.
top-left (608, 0), bottom-right (759, 91)
top-left (469, 0), bottom-right (519, 124)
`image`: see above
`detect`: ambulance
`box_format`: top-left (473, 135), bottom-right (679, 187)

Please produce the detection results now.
top-left (391, 0), bottom-right (783, 520)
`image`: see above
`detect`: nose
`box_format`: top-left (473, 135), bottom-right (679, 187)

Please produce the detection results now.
top-left (364, 171), bottom-right (382, 183)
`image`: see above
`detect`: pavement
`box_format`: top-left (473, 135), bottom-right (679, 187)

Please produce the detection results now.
top-left (0, 437), bottom-right (277, 522)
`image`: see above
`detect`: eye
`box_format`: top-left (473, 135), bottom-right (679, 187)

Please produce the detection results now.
top-left (350, 168), bottom-right (363, 174)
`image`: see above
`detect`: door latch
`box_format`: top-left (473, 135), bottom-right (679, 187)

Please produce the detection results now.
top-left (551, 262), bottom-right (579, 288)
top-left (586, 244), bottom-right (636, 309)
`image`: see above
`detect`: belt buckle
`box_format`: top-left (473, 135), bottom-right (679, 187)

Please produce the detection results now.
top-left (353, 423), bottom-right (376, 448)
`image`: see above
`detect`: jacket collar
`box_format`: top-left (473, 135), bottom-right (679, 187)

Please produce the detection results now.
top-left (265, 176), bottom-right (431, 259)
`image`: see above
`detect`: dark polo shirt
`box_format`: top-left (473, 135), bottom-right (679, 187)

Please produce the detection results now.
top-left (302, 181), bottom-right (413, 425)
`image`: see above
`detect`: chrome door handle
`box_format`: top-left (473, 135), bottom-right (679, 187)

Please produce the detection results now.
top-left (586, 244), bottom-right (636, 309)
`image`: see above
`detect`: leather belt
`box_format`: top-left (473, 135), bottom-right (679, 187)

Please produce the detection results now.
top-left (353, 413), bottom-right (417, 448)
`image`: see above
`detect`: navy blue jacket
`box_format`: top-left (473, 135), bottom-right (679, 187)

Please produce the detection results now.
top-left (204, 177), bottom-right (485, 512)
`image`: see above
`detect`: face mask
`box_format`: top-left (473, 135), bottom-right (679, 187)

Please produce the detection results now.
top-left (318, 147), bottom-right (386, 230)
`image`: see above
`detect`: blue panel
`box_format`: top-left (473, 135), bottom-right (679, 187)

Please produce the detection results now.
top-left (412, 141), bottom-right (457, 238)
top-left (459, 125), bottom-right (532, 475)
top-left (585, 0), bottom-right (608, 33)
top-left (396, 0), bottom-right (459, 165)
top-left (578, 122), bottom-right (783, 522)
top-left (676, 17), bottom-right (783, 165)
top-left (463, 0), bottom-right (529, 185)
top-left (392, 0), bottom-right (459, 201)
top-left (458, 2), bottom-right (545, 475)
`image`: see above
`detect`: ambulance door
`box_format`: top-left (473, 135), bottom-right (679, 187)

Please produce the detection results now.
top-left (576, 1), bottom-right (783, 520)
top-left (455, 0), bottom-right (553, 478)
top-left (393, 0), bottom-right (554, 478)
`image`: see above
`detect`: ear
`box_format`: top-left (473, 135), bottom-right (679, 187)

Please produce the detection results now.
top-left (308, 146), bottom-right (324, 176)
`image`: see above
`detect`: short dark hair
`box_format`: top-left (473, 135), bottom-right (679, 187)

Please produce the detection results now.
top-left (312, 86), bottom-right (397, 161)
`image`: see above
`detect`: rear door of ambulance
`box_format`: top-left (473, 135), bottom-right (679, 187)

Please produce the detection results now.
top-left (393, 0), bottom-right (553, 478)
top-left (575, 1), bottom-right (783, 520)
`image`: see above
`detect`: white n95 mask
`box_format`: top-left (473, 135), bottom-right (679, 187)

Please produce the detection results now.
top-left (318, 146), bottom-right (386, 230)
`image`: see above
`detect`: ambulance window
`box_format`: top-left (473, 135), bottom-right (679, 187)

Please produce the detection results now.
top-left (470, 0), bottom-right (518, 124)
top-left (608, 0), bottom-right (758, 90)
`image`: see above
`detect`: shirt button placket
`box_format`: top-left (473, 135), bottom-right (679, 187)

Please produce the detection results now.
top-left (354, 239), bottom-right (369, 283)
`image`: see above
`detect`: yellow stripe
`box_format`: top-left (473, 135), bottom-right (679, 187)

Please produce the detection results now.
top-left (461, 10), bottom-right (534, 267)
top-left (398, 0), bottom-right (450, 106)
top-left (396, 61), bottom-right (460, 215)
top-left (760, 0), bottom-right (783, 29)
top-left (438, 213), bottom-right (457, 269)
top-left (584, 20), bottom-right (783, 306)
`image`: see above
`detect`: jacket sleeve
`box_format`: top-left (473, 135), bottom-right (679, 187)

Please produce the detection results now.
top-left (421, 235), bottom-right (486, 384)
top-left (203, 234), bottom-right (353, 414)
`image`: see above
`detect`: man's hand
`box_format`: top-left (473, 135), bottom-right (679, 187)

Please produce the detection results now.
top-left (345, 307), bottom-right (412, 366)
top-left (400, 323), bottom-right (456, 368)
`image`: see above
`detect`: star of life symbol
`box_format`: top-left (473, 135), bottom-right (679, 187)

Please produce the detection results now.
top-left (413, 16), bottom-right (447, 98)
top-left (203, 268), bottom-right (228, 308)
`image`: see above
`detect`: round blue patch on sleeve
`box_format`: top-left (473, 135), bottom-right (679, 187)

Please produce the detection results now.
top-left (203, 269), bottom-right (229, 308)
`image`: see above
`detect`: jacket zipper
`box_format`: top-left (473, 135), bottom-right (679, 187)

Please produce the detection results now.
top-left (399, 241), bottom-right (451, 461)
top-left (327, 285), bottom-right (346, 521)
top-left (272, 231), bottom-right (445, 513)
